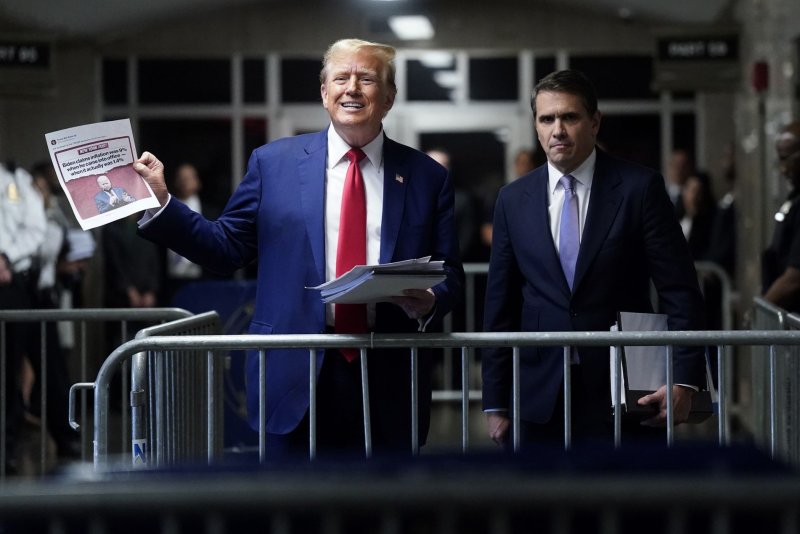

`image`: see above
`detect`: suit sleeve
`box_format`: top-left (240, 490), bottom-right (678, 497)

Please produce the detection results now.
top-left (641, 172), bottom-right (707, 386)
top-left (481, 191), bottom-right (523, 411)
top-left (139, 151), bottom-right (261, 276)
top-left (428, 169), bottom-right (465, 323)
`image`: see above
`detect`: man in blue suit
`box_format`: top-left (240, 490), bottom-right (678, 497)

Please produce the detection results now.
top-left (135, 39), bottom-right (463, 456)
top-left (482, 70), bottom-right (706, 447)
top-left (94, 174), bottom-right (135, 213)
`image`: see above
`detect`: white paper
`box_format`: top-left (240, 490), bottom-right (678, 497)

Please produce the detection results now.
top-left (610, 311), bottom-right (669, 408)
top-left (44, 119), bottom-right (159, 230)
top-left (309, 256), bottom-right (446, 304)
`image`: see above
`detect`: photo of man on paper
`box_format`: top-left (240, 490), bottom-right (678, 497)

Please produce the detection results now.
top-left (94, 174), bottom-right (135, 213)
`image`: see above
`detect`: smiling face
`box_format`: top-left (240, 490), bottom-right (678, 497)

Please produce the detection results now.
top-left (320, 49), bottom-right (396, 148)
top-left (535, 91), bottom-right (601, 175)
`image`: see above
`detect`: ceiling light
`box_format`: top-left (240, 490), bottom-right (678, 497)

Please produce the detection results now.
top-left (388, 15), bottom-right (435, 40)
top-left (419, 51), bottom-right (454, 69)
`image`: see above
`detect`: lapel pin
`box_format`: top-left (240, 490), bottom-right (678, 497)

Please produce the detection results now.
top-left (395, 174), bottom-right (404, 184)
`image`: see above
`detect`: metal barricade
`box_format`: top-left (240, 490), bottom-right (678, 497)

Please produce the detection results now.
top-left (72, 328), bottom-right (800, 470)
top-left (0, 308), bottom-right (192, 479)
top-left (751, 297), bottom-right (800, 465)
top-left (130, 312), bottom-right (222, 468)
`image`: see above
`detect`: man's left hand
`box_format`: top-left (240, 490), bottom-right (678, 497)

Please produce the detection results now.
top-left (391, 288), bottom-right (435, 320)
top-left (638, 384), bottom-right (695, 426)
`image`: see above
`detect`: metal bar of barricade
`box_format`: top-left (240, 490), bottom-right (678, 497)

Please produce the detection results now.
top-left (39, 321), bottom-right (47, 474)
top-left (0, 308), bottom-right (193, 477)
top-left (613, 343), bottom-right (622, 449)
top-left (360, 347), bottom-right (372, 458)
top-left (259, 349), bottom-right (266, 463)
top-left (717, 345), bottom-right (728, 446)
top-left (666, 345), bottom-right (674, 447)
top-left (461, 346), bottom-right (469, 454)
top-left (563, 345), bottom-right (571, 451)
top-left (512, 346), bottom-right (520, 453)
top-left (83, 328), bottom-right (800, 469)
top-left (1, 321), bottom-right (6, 480)
top-left (411, 346), bottom-right (419, 456)
top-left (309, 348), bottom-right (316, 461)
top-left (770, 343), bottom-right (778, 460)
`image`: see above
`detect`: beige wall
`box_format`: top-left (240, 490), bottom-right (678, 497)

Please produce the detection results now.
top-left (735, 0), bottom-right (800, 305)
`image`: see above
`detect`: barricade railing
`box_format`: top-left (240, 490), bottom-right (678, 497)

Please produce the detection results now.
top-left (0, 308), bottom-right (192, 479)
top-left (436, 261), bottom-right (736, 409)
top-left (751, 297), bottom-right (800, 465)
top-left (72, 328), bottom-right (800, 470)
top-left (131, 312), bottom-right (222, 468)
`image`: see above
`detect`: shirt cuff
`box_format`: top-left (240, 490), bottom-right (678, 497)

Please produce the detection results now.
top-left (417, 304), bottom-right (437, 332)
top-left (138, 195), bottom-right (172, 228)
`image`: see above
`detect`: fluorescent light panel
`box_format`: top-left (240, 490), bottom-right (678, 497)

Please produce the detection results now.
top-left (388, 15), bottom-right (434, 40)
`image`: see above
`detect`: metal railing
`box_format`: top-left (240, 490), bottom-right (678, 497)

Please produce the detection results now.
top-left (751, 297), bottom-right (800, 465)
top-left (0, 308), bottom-right (192, 479)
top-left (71, 328), bottom-right (800, 469)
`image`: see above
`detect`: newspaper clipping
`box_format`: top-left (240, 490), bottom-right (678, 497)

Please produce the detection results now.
top-left (45, 119), bottom-right (159, 230)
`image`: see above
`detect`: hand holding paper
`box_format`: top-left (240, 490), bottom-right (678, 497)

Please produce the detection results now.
top-left (134, 151), bottom-right (169, 206)
top-left (391, 288), bottom-right (435, 320)
top-left (309, 256), bottom-right (446, 304)
top-left (637, 384), bottom-right (695, 426)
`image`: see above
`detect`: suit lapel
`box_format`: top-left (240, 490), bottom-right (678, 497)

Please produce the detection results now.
top-left (524, 168), bottom-right (571, 294)
top-left (379, 136), bottom-right (407, 263)
top-left (573, 150), bottom-right (623, 292)
top-left (298, 130), bottom-right (328, 283)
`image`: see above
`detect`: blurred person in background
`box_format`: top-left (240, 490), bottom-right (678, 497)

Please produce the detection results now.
top-left (0, 161), bottom-right (47, 472)
top-left (679, 170), bottom-right (717, 262)
top-left (762, 121), bottom-right (800, 311)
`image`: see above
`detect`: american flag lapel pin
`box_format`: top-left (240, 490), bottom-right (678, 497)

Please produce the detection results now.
top-left (396, 174), bottom-right (404, 184)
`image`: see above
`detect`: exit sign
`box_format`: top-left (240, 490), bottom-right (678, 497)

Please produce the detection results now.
top-left (658, 36), bottom-right (738, 61)
top-left (0, 42), bottom-right (50, 68)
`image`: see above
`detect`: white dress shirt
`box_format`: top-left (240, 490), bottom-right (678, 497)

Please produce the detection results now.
top-left (546, 149), bottom-right (596, 252)
top-left (324, 126), bottom-right (385, 327)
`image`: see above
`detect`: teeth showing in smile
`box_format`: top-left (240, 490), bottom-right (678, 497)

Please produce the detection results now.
top-left (342, 102), bottom-right (363, 109)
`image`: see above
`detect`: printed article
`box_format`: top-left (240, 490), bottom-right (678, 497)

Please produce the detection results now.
top-left (45, 118), bottom-right (159, 230)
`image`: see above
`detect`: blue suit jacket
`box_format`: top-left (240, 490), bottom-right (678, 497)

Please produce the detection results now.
top-left (482, 149), bottom-right (706, 424)
top-left (140, 129), bottom-right (464, 440)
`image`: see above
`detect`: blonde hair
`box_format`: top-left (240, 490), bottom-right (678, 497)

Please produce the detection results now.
top-left (320, 38), bottom-right (397, 95)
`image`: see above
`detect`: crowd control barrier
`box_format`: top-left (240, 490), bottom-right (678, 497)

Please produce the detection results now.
top-left (129, 311), bottom-right (223, 467)
top-left (74, 326), bottom-right (800, 470)
top-left (0, 308), bottom-right (192, 480)
top-left (751, 297), bottom-right (800, 465)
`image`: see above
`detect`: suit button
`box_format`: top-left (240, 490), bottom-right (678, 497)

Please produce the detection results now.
top-left (570, 310), bottom-right (578, 317)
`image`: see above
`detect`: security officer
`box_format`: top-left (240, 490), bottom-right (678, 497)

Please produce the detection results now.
top-left (0, 162), bottom-right (47, 472)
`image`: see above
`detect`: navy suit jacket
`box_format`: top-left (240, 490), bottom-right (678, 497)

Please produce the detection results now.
top-left (140, 128), bottom-right (464, 441)
top-left (482, 149), bottom-right (706, 424)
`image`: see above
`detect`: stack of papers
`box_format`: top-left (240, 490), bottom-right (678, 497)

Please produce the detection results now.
top-left (310, 256), bottom-right (446, 304)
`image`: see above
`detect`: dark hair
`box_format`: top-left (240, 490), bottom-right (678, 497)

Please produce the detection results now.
top-left (531, 70), bottom-right (598, 117)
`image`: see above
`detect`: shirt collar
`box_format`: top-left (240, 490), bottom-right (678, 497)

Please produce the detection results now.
top-left (548, 148), bottom-right (597, 193)
top-left (327, 125), bottom-right (384, 169)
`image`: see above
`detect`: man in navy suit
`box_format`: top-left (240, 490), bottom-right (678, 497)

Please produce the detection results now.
top-left (135, 39), bottom-right (463, 456)
top-left (482, 70), bottom-right (705, 446)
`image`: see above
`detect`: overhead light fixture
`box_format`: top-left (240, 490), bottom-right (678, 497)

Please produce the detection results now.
top-left (388, 15), bottom-right (435, 40)
top-left (419, 51), bottom-right (455, 69)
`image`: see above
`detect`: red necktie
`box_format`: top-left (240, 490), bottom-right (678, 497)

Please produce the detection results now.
top-left (335, 148), bottom-right (368, 361)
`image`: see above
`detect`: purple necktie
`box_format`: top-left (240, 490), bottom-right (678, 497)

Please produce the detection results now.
top-left (558, 174), bottom-right (579, 291)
